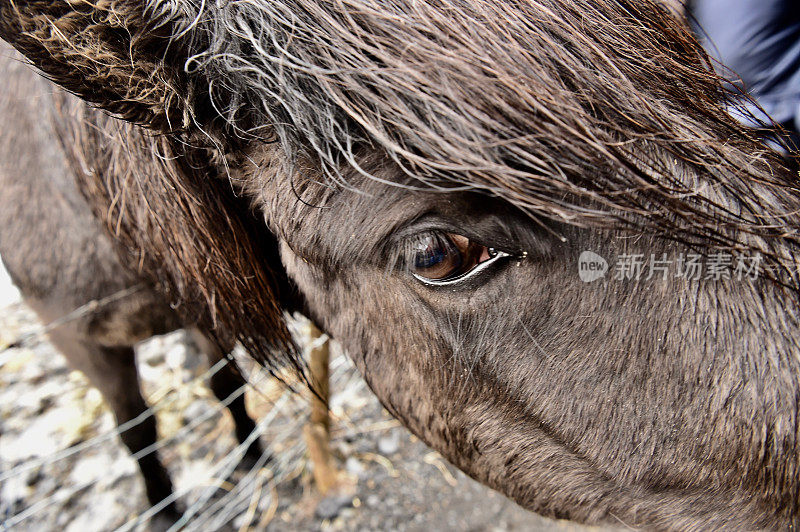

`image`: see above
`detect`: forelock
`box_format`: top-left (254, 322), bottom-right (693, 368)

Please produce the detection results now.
top-left (152, 0), bottom-right (800, 285)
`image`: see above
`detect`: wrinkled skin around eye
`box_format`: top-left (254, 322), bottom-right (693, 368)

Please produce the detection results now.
top-left (412, 233), bottom-right (491, 281)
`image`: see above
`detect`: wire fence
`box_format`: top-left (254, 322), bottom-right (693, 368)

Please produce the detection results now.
top-left (0, 299), bottom-right (371, 531)
top-left (0, 299), bottom-right (546, 531)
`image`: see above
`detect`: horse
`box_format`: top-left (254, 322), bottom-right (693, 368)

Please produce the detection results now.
top-left (1, 0), bottom-right (798, 528)
top-left (0, 42), bottom-right (267, 526)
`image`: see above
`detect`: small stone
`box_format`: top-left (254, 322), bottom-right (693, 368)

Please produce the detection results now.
top-left (69, 453), bottom-right (113, 486)
top-left (63, 489), bottom-right (122, 532)
top-left (136, 360), bottom-right (162, 383)
top-left (344, 456), bottom-right (364, 477)
top-left (165, 343), bottom-right (188, 370)
top-left (366, 495), bottom-right (380, 508)
top-left (1, 407), bottom-right (69, 460)
top-left (377, 430), bottom-right (401, 455)
top-left (1, 474), bottom-right (30, 511)
top-left (315, 494), bottom-right (354, 520)
top-left (106, 453), bottom-right (137, 484)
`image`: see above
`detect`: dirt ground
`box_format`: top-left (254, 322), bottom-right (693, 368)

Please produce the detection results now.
top-left (0, 301), bottom-right (601, 531)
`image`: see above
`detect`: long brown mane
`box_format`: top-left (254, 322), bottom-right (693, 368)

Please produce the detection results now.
top-left (3, 0), bottom-right (800, 366)
top-left (178, 0), bottom-right (800, 270)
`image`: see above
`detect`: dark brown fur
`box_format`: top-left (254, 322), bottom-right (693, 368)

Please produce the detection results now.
top-left (2, 0), bottom-right (800, 528)
top-left (0, 43), bottom-right (264, 522)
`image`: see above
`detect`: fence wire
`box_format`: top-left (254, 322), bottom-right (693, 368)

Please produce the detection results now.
top-left (0, 299), bottom-right (370, 532)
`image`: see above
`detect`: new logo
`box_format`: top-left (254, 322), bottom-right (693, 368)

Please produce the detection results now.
top-left (578, 251), bottom-right (608, 283)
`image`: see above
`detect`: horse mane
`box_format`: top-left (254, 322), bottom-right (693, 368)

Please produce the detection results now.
top-left (3, 0), bottom-right (800, 370)
top-left (163, 0), bottom-right (800, 283)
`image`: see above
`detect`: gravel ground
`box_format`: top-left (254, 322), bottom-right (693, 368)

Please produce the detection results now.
top-left (0, 299), bottom-right (600, 531)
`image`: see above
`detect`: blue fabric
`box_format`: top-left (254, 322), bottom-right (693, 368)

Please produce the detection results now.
top-left (690, 0), bottom-right (800, 137)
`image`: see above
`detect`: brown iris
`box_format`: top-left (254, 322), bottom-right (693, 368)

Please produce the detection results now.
top-left (412, 233), bottom-right (492, 281)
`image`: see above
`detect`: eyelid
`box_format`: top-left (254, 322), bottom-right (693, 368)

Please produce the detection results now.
top-left (395, 223), bottom-right (518, 260)
top-left (391, 214), bottom-right (516, 251)
top-left (411, 248), bottom-right (513, 287)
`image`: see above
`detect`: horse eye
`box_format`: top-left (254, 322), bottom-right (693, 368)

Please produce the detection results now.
top-left (411, 232), bottom-right (494, 282)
